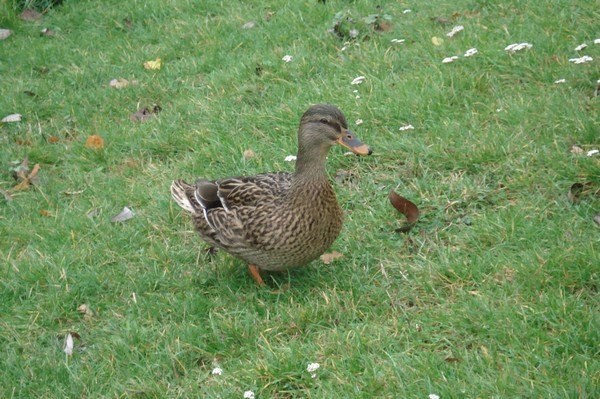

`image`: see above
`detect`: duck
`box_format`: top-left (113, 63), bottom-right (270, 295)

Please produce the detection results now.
top-left (170, 104), bottom-right (372, 285)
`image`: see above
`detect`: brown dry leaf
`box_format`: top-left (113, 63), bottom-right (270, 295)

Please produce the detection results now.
top-left (389, 190), bottom-right (420, 233)
top-left (39, 210), bottom-right (52, 217)
top-left (320, 251), bottom-right (344, 264)
top-left (48, 135), bottom-right (60, 144)
top-left (431, 16), bottom-right (452, 25)
top-left (23, 90), bottom-right (36, 97)
top-left (21, 9), bottom-right (43, 21)
top-left (124, 18), bottom-right (133, 28)
top-left (77, 304), bottom-right (94, 321)
top-left (129, 105), bottom-right (161, 122)
top-left (265, 11), bottom-right (275, 21)
top-left (34, 66), bottom-right (49, 74)
top-left (570, 144), bottom-right (584, 155)
top-left (143, 58), bottom-right (161, 70)
top-left (12, 161), bottom-right (41, 191)
top-left (0, 188), bottom-right (13, 202)
top-left (243, 149), bottom-right (256, 159)
top-left (375, 21), bottom-right (393, 32)
top-left (85, 135), bottom-right (104, 150)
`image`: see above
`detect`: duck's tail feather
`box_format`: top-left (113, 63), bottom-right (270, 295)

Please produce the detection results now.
top-left (170, 180), bottom-right (200, 213)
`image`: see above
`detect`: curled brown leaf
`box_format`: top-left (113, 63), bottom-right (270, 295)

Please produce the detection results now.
top-left (389, 190), bottom-right (420, 233)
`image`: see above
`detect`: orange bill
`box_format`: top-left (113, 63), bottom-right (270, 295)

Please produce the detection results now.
top-left (337, 128), bottom-right (372, 155)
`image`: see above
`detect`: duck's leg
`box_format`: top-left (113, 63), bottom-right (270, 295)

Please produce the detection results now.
top-left (248, 264), bottom-right (266, 286)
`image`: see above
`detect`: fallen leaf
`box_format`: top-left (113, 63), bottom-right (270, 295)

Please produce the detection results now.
top-left (111, 206), bottom-right (135, 223)
top-left (0, 29), bottom-right (12, 40)
top-left (48, 135), bottom-right (60, 143)
top-left (143, 58), bottom-right (161, 70)
top-left (109, 78), bottom-right (138, 89)
top-left (2, 113), bottom-right (22, 123)
top-left (265, 11), bottom-right (275, 21)
top-left (21, 9), bottom-right (43, 21)
top-left (431, 36), bottom-right (443, 46)
top-left (64, 333), bottom-right (74, 356)
top-left (12, 161), bottom-right (41, 191)
top-left (124, 18), bottom-right (133, 28)
top-left (334, 169), bottom-right (351, 182)
top-left (40, 27), bottom-right (55, 36)
top-left (34, 66), bottom-right (49, 74)
top-left (243, 149), bottom-right (256, 159)
top-left (0, 188), bottom-right (13, 201)
top-left (39, 210), bottom-right (52, 217)
top-left (129, 105), bottom-right (161, 122)
top-left (64, 189), bottom-right (85, 195)
top-left (85, 135), bottom-right (104, 150)
top-left (23, 90), bottom-right (36, 97)
top-left (570, 145), bottom-right (584, 155)
top-left (320, 251), bottom-right (344, 264)
top-left (77, 304), bottom-right (94, 321)
top-left (567, 182), bottom-right (597, 203)
top-left (389, 190), bottom-right (420, 233)
top-left (241, 21), bottom-right (256, 29)
top-left (431, 17), bottom-right (452, 25)
top-left (86, 208), bottom-right (100, 219)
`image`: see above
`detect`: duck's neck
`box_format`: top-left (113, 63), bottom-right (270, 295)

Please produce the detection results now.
top-left (293, 141), bottom-right (331, 185)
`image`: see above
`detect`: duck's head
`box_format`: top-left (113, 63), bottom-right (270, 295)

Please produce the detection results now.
top-left (298, 104), bottom-right (372, 156)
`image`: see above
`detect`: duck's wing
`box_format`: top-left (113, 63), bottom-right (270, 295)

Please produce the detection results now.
top-left (170, 172), bottom-right (293, 248)
top-left (216, 172), bottom-right (292, 208)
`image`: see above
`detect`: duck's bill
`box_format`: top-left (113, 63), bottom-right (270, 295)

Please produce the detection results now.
top-left (337, 128), bottom-right (373, 155)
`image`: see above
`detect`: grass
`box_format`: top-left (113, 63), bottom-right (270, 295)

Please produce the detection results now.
top-left (1, 0), bottom-right (599, 397)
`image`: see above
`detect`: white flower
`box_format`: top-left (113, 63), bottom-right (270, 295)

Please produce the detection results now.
top-left (307, 362), bottom-right (320, 378)
top-left (574, 43), bottom-right (587, 51)
top-left (587, 149), bottom-right (599, 157)
top-left (554, 78), bottom-right (566, 84)
top-left (351, 76), bottom-right (366, 85)
top-left (429, 394), bottom-right (440, 399)
top-left (64, 333), bottom-right (74, 356)
top-left (391, 38), bottom-right (405, 44)
top-left (569, 55), bottom-right (593, 64)
top-left (446, 25), bottom-right (464, 37)
top-left (403, 9), bottom-right (412, 14)
top-left (355, 119), bottom-right (363, 125)
top-left (464, 48), bottom-right (478, 57)
top-left (505, 43), bottom-right (533, 53)
top-left (399, 124), bottom-right (414, 131)
top-left (282, 55), bottom-right (293, 63)
top-left (243, 391), bottom-right (255, 399)
top-left (442, 56), bottom-right (459, 63)
top-left (211, 367), bottom-right (223, 375)
top-left (284, 155), bottom-right (297, 162)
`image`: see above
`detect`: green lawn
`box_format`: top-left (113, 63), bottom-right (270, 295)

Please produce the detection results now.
top-left (1, 0), bottom-right (598, 397)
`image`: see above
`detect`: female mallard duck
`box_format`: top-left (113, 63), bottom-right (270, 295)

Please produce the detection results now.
top-left (170, 104), bottom-right (371, 285)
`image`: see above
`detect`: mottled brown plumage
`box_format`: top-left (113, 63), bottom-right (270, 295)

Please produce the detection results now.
top-left (170, 104), bottom-right (371, 284)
